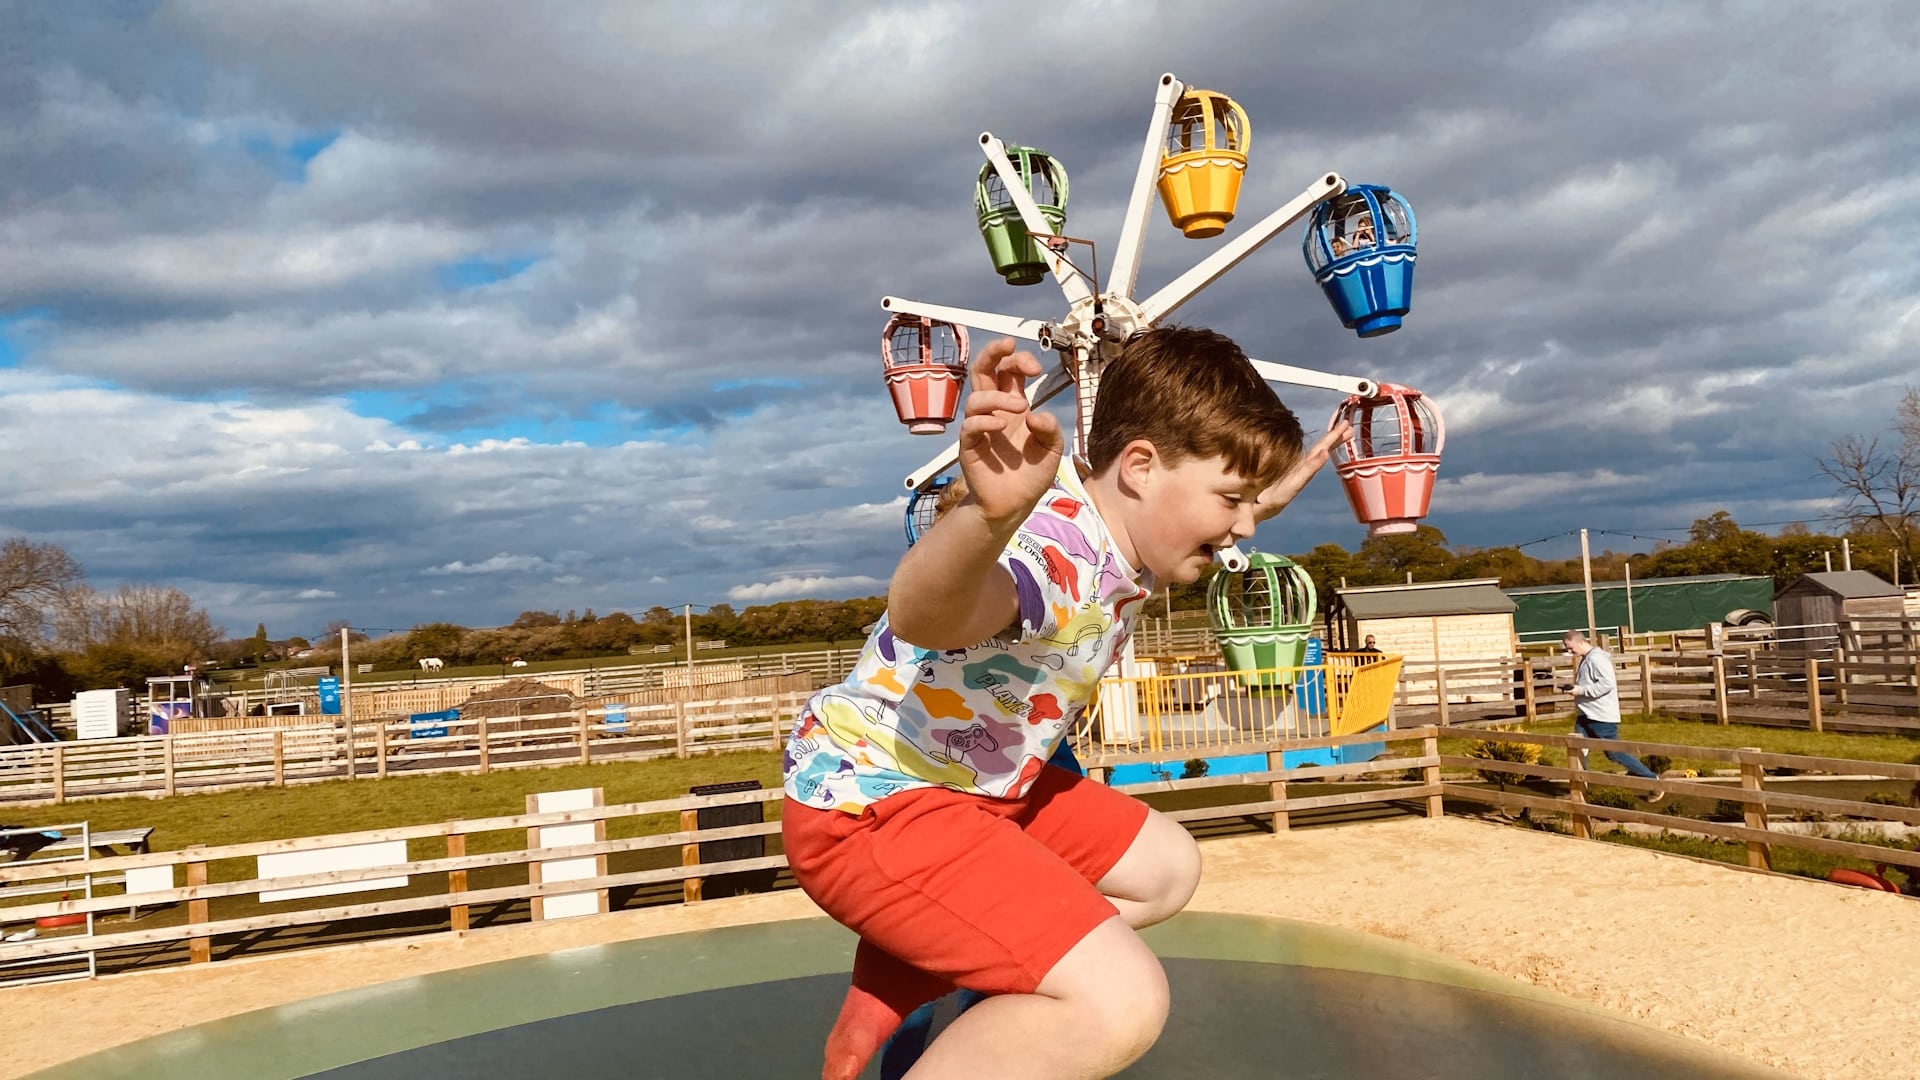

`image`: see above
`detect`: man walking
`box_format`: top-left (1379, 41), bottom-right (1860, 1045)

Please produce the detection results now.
top-left (1561, 630), bottom-right (1664, 805)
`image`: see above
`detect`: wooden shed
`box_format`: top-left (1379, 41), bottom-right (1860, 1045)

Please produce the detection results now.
top-left (1328, 580), bottom-right (1518, 704)
top-left (1774, 571), bottom-right (1905, 629)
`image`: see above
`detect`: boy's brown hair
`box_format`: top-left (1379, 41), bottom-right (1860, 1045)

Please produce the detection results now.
top-left (1085, 326), bottom-right (1303, 485)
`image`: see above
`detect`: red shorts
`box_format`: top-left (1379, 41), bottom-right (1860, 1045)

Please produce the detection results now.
top-left (782, 765), bottom-right (1150, 996)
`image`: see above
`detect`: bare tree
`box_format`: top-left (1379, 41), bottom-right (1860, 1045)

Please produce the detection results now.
top-left (54, 583), bottom-right (224, 660)
top-left (0, 538), bottom-right (85, 673)
top-left (1819, 386), bottom-right (1920, 577)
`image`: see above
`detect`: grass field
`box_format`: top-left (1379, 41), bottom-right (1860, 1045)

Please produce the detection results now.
top-left (217, 639), bottom-right (858, 691)
top-left (9, 713), bottom-right (1915, 955)
top-left (1431, 712), bottom-right (1920, 773)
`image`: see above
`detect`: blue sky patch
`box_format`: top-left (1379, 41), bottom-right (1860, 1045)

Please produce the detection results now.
top-left (243, 128), bottom-right (340, 182)
top-left (0, 309), bottom-right (54, 368)
top-left (436, 255), bottom-right (540, 290)
top-left (343, 388), bottom-right (656, 446)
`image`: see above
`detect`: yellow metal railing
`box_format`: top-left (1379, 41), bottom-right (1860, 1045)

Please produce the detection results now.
top-left (1078, 654), bottom-right (1403, 756)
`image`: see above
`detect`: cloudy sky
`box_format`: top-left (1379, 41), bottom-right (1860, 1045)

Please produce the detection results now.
top-left (2, 1), bottom-right (1917, 637)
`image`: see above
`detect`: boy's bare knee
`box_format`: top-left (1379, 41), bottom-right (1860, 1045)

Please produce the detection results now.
top-left (1102, 811), bottom-right (1203, 926)
top-left (1039, 918), bottom-right (1171, 1069)
top-left (1085, 961), bottom-right (1170, 1066)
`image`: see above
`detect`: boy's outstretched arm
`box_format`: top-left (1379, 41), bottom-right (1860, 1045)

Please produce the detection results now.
top-left (1253, 419), bottom-right (1351, 525)
top-left (889, 338), bottom-right (1064, 651)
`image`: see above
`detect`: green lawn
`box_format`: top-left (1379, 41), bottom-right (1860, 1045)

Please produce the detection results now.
top-left (1431, 712), bottom-right (1920, 773)
top-left (7, 751), bottom-right (790, 853)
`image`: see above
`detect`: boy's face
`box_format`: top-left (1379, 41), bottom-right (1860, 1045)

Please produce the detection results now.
top-left (1132, 453), bottom-right (1263, 584)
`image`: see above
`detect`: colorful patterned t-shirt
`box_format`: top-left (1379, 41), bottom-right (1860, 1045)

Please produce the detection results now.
top-left (782, 459), bottom-right (1153, 814)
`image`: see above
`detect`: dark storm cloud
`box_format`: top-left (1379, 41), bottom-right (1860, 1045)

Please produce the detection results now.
top-left (2, 1), bottom-right (1917, 629)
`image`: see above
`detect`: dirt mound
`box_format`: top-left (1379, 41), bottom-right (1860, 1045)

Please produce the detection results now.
top-left (458, 679), bottom-right (576, 719)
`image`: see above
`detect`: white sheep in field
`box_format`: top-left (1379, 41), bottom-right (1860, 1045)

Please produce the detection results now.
top-left (510, 659), bottom-right (529, 668)
top-left (418, 657), bottom-right (445, 672)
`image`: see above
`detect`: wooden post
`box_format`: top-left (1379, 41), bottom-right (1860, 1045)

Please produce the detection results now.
top-left (675, 702), bottom-right (689, 759)
top-left (1835, 643), bottom-right (1849, 706)
top-left (1420, 734), bottom-right (1443, 819)
top-left (1638, 653), bottom-right (1654, 713)
top-left (1746, 646), bottom-right (1760, 702)
top-left (681, 808), bottom-right (704, 901)
top-left (187, 860), bottom-right (210, 964)
top-left (1522, 659), bottom-right (1537, 722)
top-left (273, 730), bottom-right (285, 786)
top-left (1265, 750), bottom-right (1290, 833)
top-left (447, 833), bottom-right (469, 932)
top-left (375, 718), bottom-right (389, 779)
top-left (476, 717), bottom-right (490, 775)
top-left (1739, 756), bottom-right (1771, 870)
top-left (577, 706), bottom-right (592, 765)
top-left (51, 745), bottom-right (64, 804)
top-left (769, 694), bottom-right (782, 750)
top-left (1566, 734), bottom-right (1592, 840)
top-left (163, 735), bottom-right (176, 797)
top-left (1805, 657), bottom-right (1824, 733)
top-left (1434, 666), bottom-right (1451, 726)
top-left (1712, 655), bottom-right (1730, 725)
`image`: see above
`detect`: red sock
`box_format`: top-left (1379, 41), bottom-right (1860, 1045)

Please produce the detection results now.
top-left (822, 940), bottom-right (950, 1080)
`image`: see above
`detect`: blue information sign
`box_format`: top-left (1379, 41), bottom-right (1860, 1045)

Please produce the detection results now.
top-left (604, 703), bottom-right (628, 733)
top-left (317, 677), bottom-right (342, 716)
top-left (409, 707), bottom-right (457, 739)
top-left (1298, 636), bottom-right (1327, 716)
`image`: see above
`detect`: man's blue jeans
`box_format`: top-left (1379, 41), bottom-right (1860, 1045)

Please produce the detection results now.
top-left (1574, 718), bottom-right (1659, 779)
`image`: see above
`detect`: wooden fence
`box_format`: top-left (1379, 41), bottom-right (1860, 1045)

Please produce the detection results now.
top-left (1441, 728), bottom-right (1920, 875)
top-left (1386, 646), bottom-right (1920, 733)
top-left (13, 721), bottom-right (1920, 986)
top-left (0, 689), bottom-right (813, 806)
top-left (0, 726), bottom-right (1444, 983)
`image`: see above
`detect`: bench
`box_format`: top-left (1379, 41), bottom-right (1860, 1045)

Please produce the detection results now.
top-left (36, 827), bottom-right (154, 859)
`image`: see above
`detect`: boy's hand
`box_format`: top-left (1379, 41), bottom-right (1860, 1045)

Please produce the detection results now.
top-left (958, 338), bottom-right (1064, 526)
top-left (1254, 419), bottom-right (1351, 523)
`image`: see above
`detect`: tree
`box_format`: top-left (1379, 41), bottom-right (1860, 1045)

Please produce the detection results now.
top-left (512, 610), bottom-right (562, 628)
top-left (0, 538), bottom-right (84, 676)
top-left (1819, 385), bottom-right (1920, 576)
top-left (245, 622), bottom-right (271, 666)
top-left (54, 583), bottom-right (225, 688)
top-left (402, 622), bottom-right (468, 662)
top-left (1354, 525), bottom-right (1454, 582)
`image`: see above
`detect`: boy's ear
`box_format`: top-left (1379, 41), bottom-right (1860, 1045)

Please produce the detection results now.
top-left (1114, 438), bottom-right (1160, 495)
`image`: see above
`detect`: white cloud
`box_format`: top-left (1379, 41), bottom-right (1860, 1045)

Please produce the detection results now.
top-left (296, 588), bottom-right (338, 599)
top-left (728, 575), bottom-right (886, 602)
top-left (428, 554), bottom-right (554, 576)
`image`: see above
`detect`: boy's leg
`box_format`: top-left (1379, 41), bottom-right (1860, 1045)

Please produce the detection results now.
top-left (1018, 765), bottom-right (1201, 931)
top-left (903, 914), bottom-right (1169, 1079)
top-left (786, 788), bottom-right (1160, 1080)
top-left (827, 939), bottom-right (951, 1080)
top-left (1093, 808), bottom-right (1202, 929)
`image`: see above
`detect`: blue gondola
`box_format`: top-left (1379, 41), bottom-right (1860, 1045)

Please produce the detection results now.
top-left (903, 476), bottom-right (955, 546)
top-left (1302, 184), bottom-right (1416, 338)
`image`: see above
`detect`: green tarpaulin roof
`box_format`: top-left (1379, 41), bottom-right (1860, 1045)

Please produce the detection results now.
top-left (1334, 580), bottom-right (1515, 619)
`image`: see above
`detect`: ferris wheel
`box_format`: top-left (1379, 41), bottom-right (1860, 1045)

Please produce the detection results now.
top-left (882, 72), bottom-right (1444, 551)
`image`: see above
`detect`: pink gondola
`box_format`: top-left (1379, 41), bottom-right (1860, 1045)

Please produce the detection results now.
top-left (1329, 383), bottom-right (1444, 537)
top-left (882, 315), bottom-right (969, 434)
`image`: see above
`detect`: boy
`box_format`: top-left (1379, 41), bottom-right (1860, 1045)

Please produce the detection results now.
top-left (783, 327), bottom-right (1342, 1079)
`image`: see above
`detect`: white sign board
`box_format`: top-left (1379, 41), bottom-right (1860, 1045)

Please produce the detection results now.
top-left (259, 840), bottom-right (409, 903)
top-left (531, 788), bottom-right (603, 921)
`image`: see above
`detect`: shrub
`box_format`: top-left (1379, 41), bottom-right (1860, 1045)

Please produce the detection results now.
top-left (1708, 799), bottom-right (1747, 822)
top-left (1181, 759), bottom-right (1210, 780)
top-left (1466, 729), bottom-right (1542, 790)
top-left (1643, 754), bottom-right (1673, 777)
top-left (1864, 790), bottom-right (1908, 808)
top-left (1586, 787), bottom-right (1637, 810)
